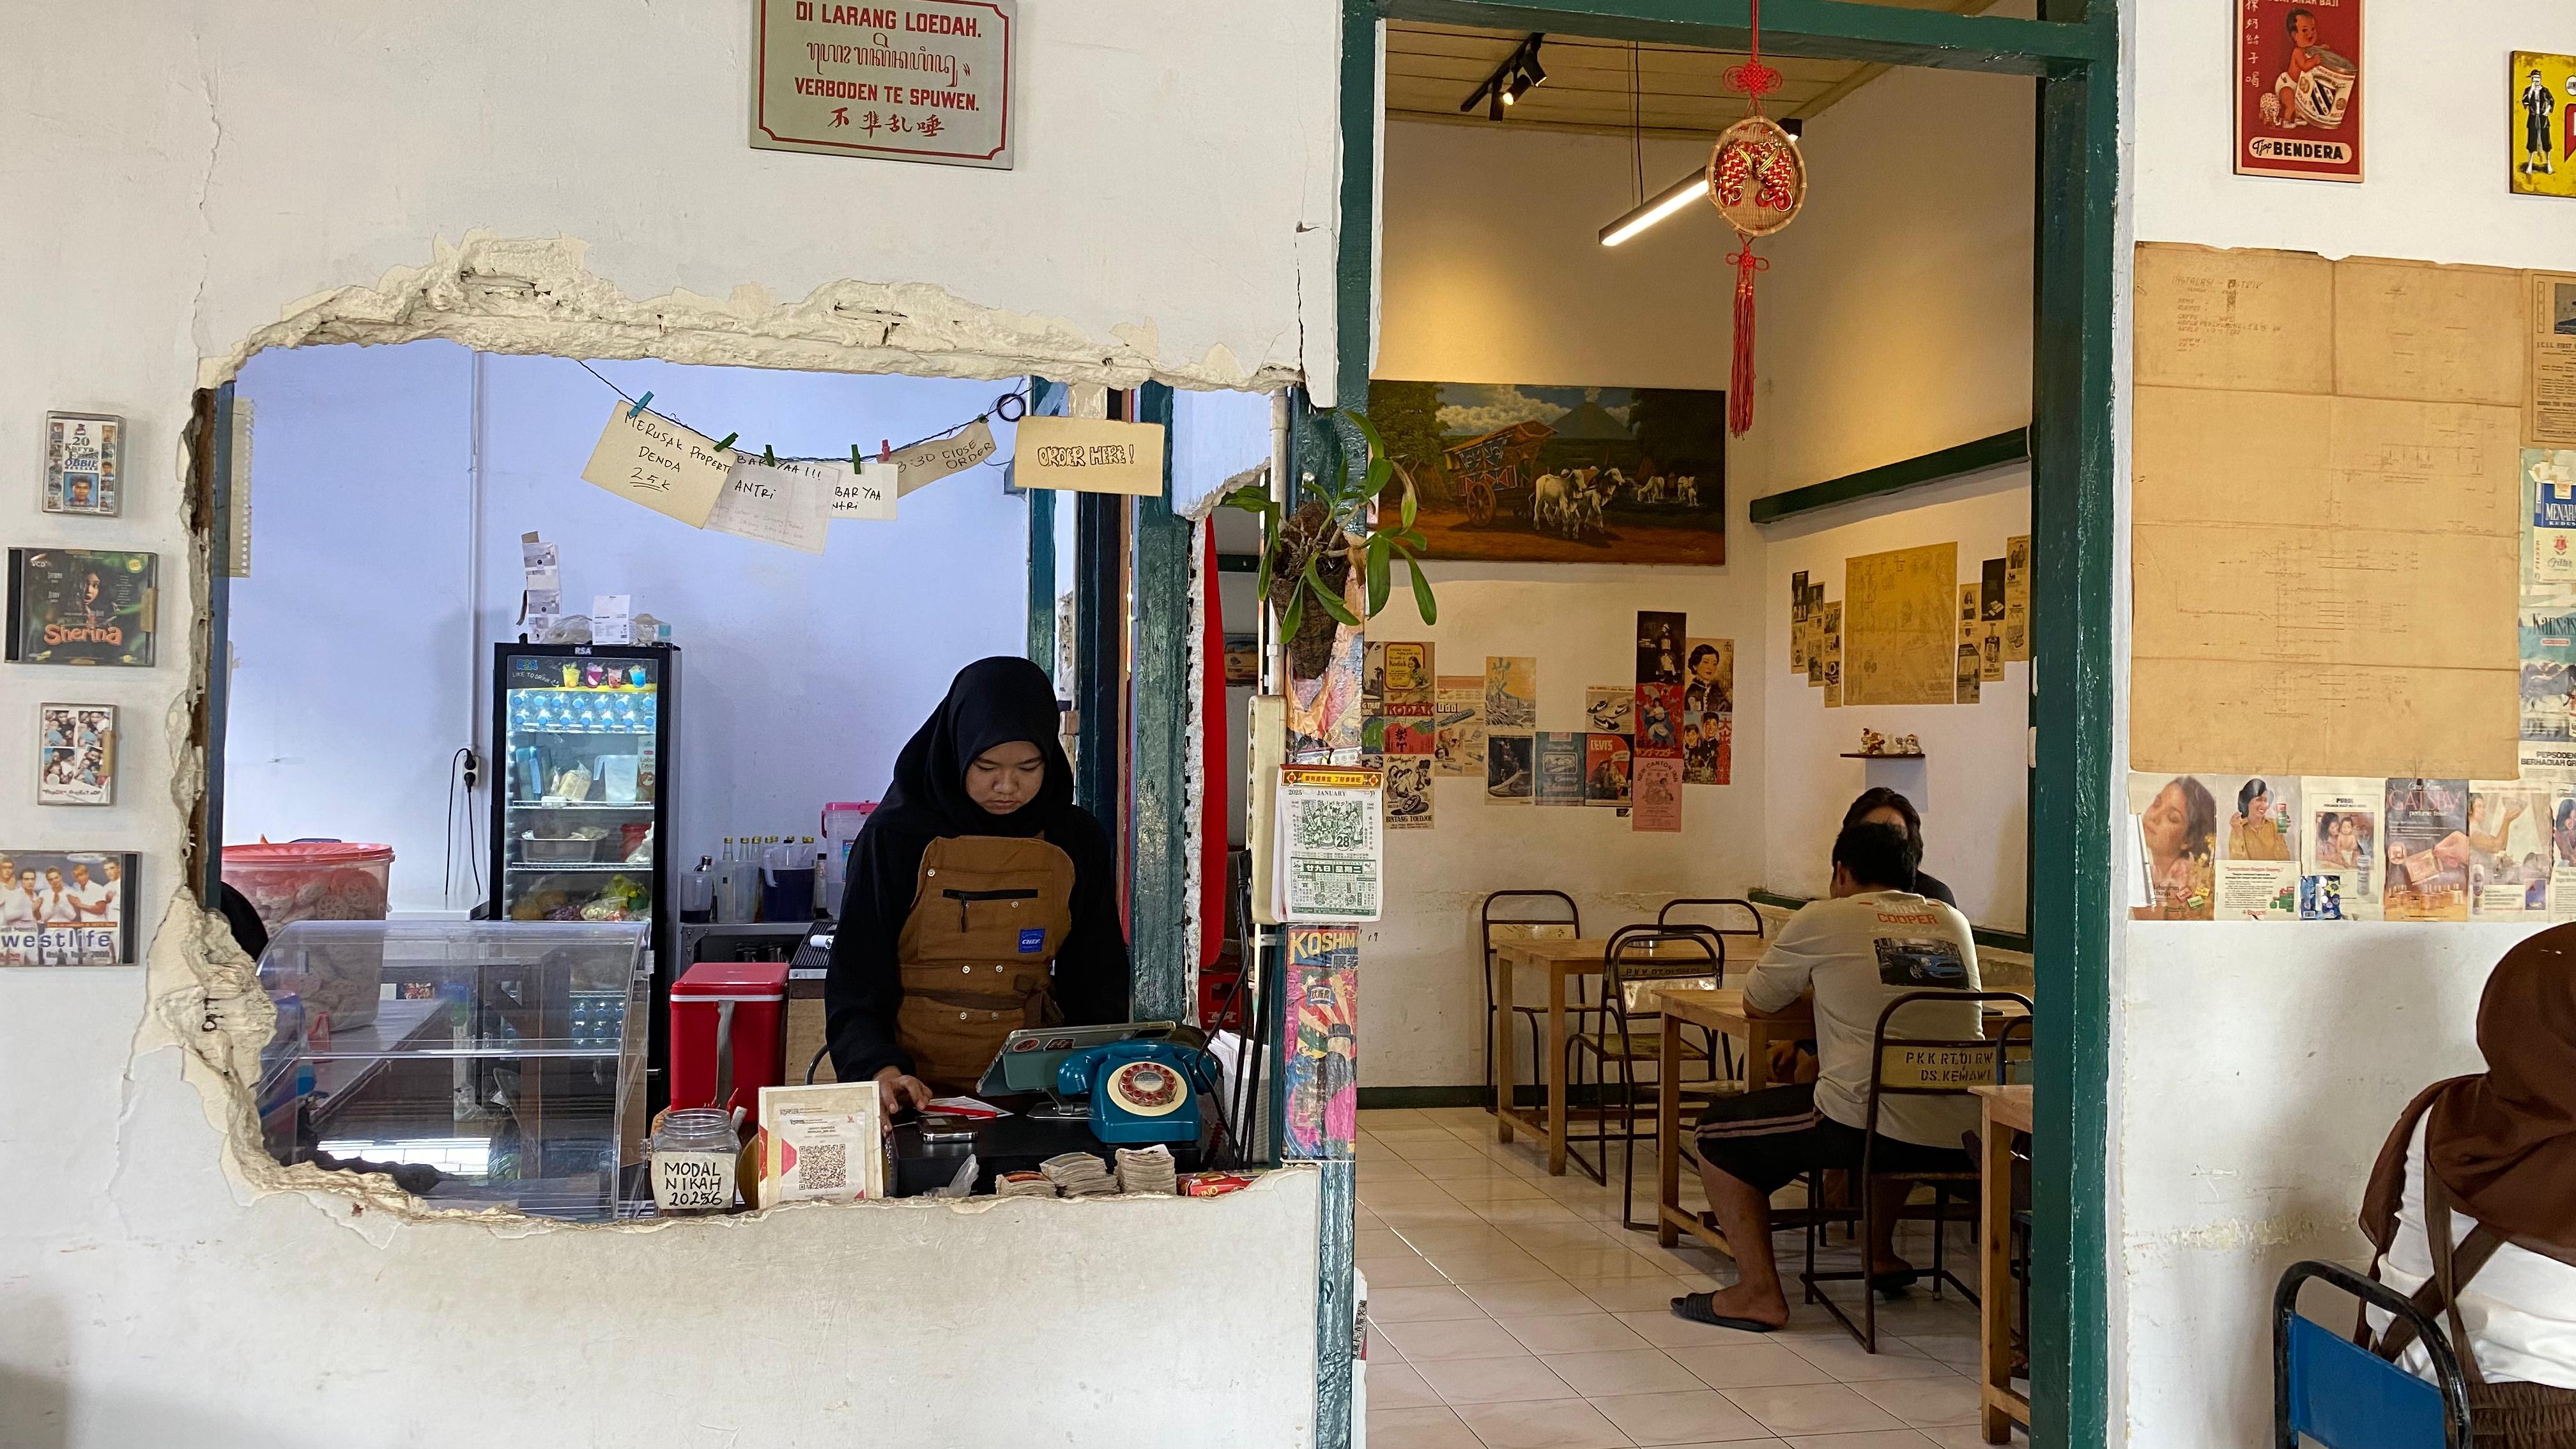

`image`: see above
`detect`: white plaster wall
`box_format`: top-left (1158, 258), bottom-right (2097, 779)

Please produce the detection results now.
top-left (0, 4), bottom-right (1342, 1443)
top-left (1760, 472), bottom-right (2031, 930)
top-left (2120, 4), bottom-right (2576, 1444)
top-left (1371, 122), bottom-right (1765, 1089)
top-left (1742, 52), bottom-right (2037, 932)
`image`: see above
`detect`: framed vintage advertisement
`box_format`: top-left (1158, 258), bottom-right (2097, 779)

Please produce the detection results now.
top-left (42, 411), bottom-right (123, 517)
top-left (0, 850), bottom-right (138, 965)
top-left (5, 549), bottom-right (157, 667)
top-left (36, 703), bottom-right (115, 806)
top-left (2234, 0), bottom-right (2362, 182)
top-left (2511, 52), bottom-right (2576, 199)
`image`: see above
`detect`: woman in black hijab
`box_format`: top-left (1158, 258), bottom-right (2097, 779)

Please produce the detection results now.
top-left (827, 657), bottom-right (1130, 1115)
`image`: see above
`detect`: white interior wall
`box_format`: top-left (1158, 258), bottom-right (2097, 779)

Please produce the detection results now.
top-left (223, 342), bottom-right (478, 907)
top-left (2119, 5), bottom-right (2576, 1445)
top-left (1747, 52), bottom-right (2036, 931)
top-left (0, 4), bottom-right (1342, 1444)
top-left (1372, 122), bottom-right (1763, 1089)
top-left (1761, 473), bottom-right (2031, 928)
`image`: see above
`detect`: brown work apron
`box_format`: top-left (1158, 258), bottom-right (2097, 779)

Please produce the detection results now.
top-left (894, 834), bottom-right (1077, 1092)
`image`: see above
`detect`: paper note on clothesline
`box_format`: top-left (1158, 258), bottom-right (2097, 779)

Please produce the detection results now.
top-left (579, 404), bottom-right (730, 528)
top-left (892, 421), bottom-right (997, 496)
top-left (705, 458), bottom-right (832, 554)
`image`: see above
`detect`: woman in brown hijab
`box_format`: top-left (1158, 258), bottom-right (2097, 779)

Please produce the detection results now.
top-left (2359, 928), bottom-right (2576, 1445)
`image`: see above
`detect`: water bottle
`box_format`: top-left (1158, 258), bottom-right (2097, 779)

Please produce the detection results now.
top-left (712, 839), bottom-right (740, 924)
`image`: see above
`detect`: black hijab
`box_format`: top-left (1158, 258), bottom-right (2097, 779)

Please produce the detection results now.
top-left (873, 656), bottom-right (1076, 839)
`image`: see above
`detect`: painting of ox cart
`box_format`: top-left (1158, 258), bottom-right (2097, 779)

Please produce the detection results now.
top-left (1366, 380), bottom-right (1727, 566)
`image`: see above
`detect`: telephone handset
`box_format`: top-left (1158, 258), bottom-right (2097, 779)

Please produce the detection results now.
top-left (1056, 1039), bottom-right (1216, 1144)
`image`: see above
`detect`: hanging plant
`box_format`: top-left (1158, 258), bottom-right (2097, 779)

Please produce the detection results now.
top-left (1220, 411), bottom-right (1438, 680)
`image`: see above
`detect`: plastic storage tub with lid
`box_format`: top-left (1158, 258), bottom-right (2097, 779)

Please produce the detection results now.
top-left (222, 841), bottom-right (394, 936)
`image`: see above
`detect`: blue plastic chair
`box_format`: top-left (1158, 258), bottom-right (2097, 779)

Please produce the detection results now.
top-left (2274, 1259), bottom-right (2474, 1449)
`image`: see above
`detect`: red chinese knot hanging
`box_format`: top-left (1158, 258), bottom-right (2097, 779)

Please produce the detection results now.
top-left (1705, 1), bottom-right (1806, 436)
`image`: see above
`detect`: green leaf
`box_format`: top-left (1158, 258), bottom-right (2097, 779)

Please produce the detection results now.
top-left (1398, 528), bottom-right (1428, 551)
top-left (1365, 532), bottom-right (1392, 615)
top-left (1282, 581), bottom-right (1305, 639)
top-left (1407, 555), bottom-right (1438, 625)
top-left (1255, 547), bottom-right (1273, 603)
top-left (1399, 475), bottom-right (1418, 530)
top-left (1364, 455), bottom-right (1393, 493)
top-left (1305, 553), bottom-right (1360, 626)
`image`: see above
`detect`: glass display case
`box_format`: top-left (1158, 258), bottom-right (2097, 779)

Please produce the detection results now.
top-left (256, 919), bottom-right (650, 1222)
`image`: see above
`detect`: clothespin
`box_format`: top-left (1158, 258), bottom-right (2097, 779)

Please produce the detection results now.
top-left (852, 445), bottom-right (866, 473)
top-left (715, 432), bottom-right (738, 453)
top-left (763, 444), bottom-right (776, 467)
top-left (627, 392), bottom-right (654, 420)
top-left (880, 438), bottom-right (893, 462)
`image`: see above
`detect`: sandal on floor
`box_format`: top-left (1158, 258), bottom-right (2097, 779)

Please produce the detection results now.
top-left (1670, 1291), bottom-right (1780, 1333)
top-left (1870, 1269), bottom-right (1921, 1299)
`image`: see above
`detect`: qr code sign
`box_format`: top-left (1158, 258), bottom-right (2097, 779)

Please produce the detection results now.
top-left (1295, 799), bottom-right (1369, 850)
top-left (798, 1142), bottom-right (848, 1190)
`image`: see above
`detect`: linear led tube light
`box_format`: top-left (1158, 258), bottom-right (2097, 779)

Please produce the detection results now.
top-left (1598, 168), bottom-right (1709, 247)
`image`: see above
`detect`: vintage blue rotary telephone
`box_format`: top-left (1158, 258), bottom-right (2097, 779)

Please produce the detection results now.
top-left (1056, 1039), bottom-right (1218, 1144)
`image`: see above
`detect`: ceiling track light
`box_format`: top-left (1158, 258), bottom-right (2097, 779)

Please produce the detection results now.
top-left (1460, 33), bottom-right (1546, 121)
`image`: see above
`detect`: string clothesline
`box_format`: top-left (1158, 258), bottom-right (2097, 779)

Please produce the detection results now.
top-left (572, 358), bottom-right (1029, 472)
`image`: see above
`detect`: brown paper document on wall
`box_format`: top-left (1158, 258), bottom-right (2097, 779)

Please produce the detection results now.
top-left (579, 404), bottom-right (731, 528)
top-left (2131, 243), bottom-right (2521, 778)
top-left (2528, 272), bottom-right (2576, 447)
top-left (2002, 535), bottom-right (2030, 662)
top-left (1843, 542), bottom-right (1958, 707)
top-left (1956, 585), bottom-right (1981, 705)
top-left (1015, 416), bottom-right (1166, 496)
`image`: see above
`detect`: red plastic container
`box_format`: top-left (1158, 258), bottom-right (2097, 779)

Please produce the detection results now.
top-left (222, 841), bottom-right (394, 936)
top-left (668, 960), bottom-right (791, 1116)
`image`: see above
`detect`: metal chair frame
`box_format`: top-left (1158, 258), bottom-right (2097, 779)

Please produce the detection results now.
top-left (1653, 898), bottom-right (1764, 1076)
top-left (1479, 890), bottom-right (1586, 1120)
top-left (2274, 1259), bottom-right (2473, 1449)
top-left (1564, 926), bottom-right (1733, 1222)
top-left (1798, 989), bottom-right (2034, 1353)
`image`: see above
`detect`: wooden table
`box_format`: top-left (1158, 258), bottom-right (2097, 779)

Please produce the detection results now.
top-left (1972, 1084), bottom-right (2035, 1443)
top-left (1491, 936), bottom-right (1719, 1176)
top-left (1652, 987), bottom-right (1813, 1253)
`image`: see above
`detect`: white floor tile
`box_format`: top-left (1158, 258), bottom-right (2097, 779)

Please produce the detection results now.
top-left (1540, 1347), bottom-right (1708, 1397)
top-left (1367, 1405), bottom-right (1487, 1449)
top-left (1367, 1361), bottom-right (1443, 1409)
top-left (1722, 1384), bottom-right (1907, 1438)
top-left (1451, 1397), bottom-right (1632, 1449)
top-left (1377, 1316), bottom-right (1531, 1361)
top-left (1665, 1341), bottom-right (1841, 1390)
top-left (1456, 1276), bottom-right (1601, 1319)
top-left (1498, 1312), bottom-right (1655, 1356)
top-left (1591, 1388), bottom-right (1777, 1445)
top-left (1374, 1285), bottom-right (1493, 1322)
top-left (1416, 1353), bottom-right (1579, 1406)
top-left (1847, 1376), bottom-right (1984, 1429)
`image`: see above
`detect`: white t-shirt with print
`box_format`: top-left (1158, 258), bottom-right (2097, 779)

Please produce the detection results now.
top-left (1741, 890), bottom-right (1984, 1149)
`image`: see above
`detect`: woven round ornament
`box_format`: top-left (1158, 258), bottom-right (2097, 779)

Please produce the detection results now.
top-left (1706, 116), bottom-right (1806, 238)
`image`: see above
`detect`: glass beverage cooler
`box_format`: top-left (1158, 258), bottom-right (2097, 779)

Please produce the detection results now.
top-left (489, 642), bottom-right (678, 1113)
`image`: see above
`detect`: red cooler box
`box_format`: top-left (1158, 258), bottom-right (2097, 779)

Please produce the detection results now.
top-left (669, 960), bottom-right (791, 1116)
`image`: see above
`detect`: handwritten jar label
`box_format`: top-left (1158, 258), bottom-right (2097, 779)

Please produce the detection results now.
top-left (651, 1149), bottom-right (737, 1213)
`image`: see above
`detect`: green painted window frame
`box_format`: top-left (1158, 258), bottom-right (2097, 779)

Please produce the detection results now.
top-left (1331, 4), bottom-right (2117, 1446)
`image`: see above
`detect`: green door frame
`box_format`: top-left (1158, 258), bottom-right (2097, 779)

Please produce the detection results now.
top-left (1330, 3), bottom-right (2119, 1446)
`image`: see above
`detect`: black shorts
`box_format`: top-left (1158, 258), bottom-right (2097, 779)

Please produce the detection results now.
top-left (1692, 1083), bottom-right (1973, 1195)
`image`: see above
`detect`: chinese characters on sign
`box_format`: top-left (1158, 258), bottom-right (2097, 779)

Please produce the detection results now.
top-left (751, 1), bottom-right (1015, 169)
top-left (2234, 0), bottom-right (2363, 183)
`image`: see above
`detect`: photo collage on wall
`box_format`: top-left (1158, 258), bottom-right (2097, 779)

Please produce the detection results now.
top-left (2135, 445), bottom-right (2576, 922)
top-left (1363, 614), bottom-right (1731, 834)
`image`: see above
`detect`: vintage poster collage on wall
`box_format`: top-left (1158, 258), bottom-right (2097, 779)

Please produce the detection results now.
top-left (1362, 615), bottom-right (1733, 837)
top-left (2135, 440), bottom-right (2576, 923)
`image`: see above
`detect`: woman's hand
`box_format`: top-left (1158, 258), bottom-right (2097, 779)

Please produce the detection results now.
top-left (873, 1066), bottom-right (935, 1119)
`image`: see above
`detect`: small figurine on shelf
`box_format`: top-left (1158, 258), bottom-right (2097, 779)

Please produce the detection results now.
top-left (1859, 729), bottom-right (1887, 756)
top-left (1894, 734), bottom-right (1920, 756)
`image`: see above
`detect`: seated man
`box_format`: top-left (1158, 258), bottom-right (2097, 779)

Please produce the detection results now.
top-left (1844, 786), bottom-right (1956, 906)
top-left (1675, 820), bottom-right (1984, 1332)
